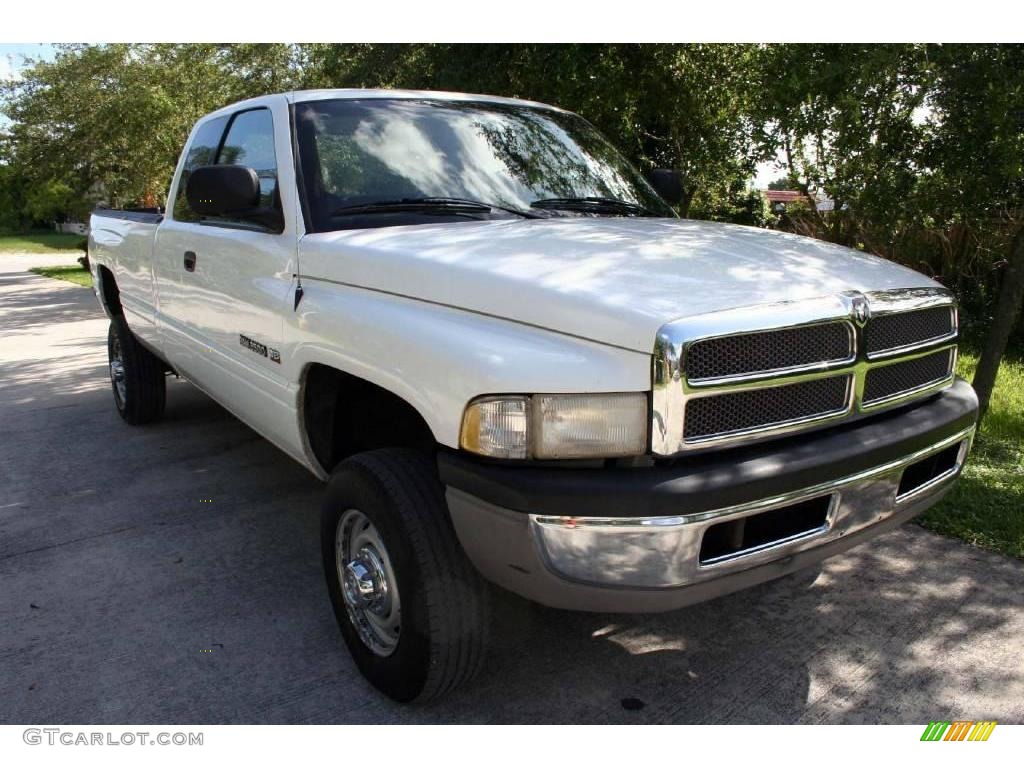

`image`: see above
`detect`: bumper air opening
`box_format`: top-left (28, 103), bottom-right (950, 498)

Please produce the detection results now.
top-left (897, 442), bottom-right (962, 500)
top-left (699, 495), bottom-right (833, 565)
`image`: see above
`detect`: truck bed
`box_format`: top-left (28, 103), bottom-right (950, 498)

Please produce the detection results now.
top-left (90, 208), bottom-right (163, 346)
top-left (92, 207), bottom-right (164, 225)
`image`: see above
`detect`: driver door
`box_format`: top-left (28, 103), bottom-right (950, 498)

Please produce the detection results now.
top-left (154, 100), bottom-right (298, 444)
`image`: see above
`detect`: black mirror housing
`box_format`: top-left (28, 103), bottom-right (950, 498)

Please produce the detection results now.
top-left (647, 168), bottom-right (684, 206)
top-left (186, 165), bottom-right (261, 216)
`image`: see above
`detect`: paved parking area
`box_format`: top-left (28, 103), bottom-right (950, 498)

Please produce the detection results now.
top-left (1, 253), bottom-right (1022, 724)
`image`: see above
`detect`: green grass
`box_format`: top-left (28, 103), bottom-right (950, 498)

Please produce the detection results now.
top-left (919, 348), bottom-right (1024, 559)
top-left (0, 231), bottom-right (84, 253)
top-left (29, 264), bottom-right (93, 287)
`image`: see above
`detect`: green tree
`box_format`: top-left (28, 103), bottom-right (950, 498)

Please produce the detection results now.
top-left (0, 140), bottom-right (30, 230)
top-left (0, 44), bottom-right (306, 210)
top-left (752, 44), bottom-right (931, 246)
top-left (23, 178), bottom-right (75, 224)
top-left (921, 44), bottom-right (1024, 419)
top-left (691, 179), bottom-right (774, 227)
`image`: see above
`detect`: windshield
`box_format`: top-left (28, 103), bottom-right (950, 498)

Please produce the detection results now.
top-left (294, 97), bottom-right (676, 231)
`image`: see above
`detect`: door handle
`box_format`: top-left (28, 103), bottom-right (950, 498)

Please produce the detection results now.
top-left (183, 251), bottom-right (197, 272)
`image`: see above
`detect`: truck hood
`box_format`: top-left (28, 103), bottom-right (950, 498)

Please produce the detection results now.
top-left (299, 218), bottom-right (942, 353)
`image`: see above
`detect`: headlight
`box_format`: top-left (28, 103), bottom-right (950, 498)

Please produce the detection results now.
top-left (459, 396), bottom-right (530, 459)
top-left (460, 393), bottom-right (648, 459)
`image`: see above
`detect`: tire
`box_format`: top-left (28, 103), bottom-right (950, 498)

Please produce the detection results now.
top-left (107, 316), bottom-right (166, 425)
top-left (321, 448), bottom-right (489, 703)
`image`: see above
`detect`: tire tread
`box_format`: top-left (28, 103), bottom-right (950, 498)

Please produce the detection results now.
top-left (109, 316), bottom-right (166, 425)
top-left (344, 449), bottom-right (489, 701)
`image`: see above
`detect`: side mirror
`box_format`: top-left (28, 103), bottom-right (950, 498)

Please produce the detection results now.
top-left (647, 168), bottom-right (684, 206)
top-left (186, 165), bottom-right (260, 217)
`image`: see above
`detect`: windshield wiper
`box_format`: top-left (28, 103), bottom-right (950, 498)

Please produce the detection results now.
top-left (529, 197), bottom-right (655, 216)
top-left (331, 197), bottom-right (540, 219)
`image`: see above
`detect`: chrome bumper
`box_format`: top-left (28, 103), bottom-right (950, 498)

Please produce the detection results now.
top-left (446, 423), bottom-right (975, 613)
top-left (530, 426), bottom-right (973, 590)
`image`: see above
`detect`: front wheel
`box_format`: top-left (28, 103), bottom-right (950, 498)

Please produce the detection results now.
top-left (321, 448), bottom-right (489, 703)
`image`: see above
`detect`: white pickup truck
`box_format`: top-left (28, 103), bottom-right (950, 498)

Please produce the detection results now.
top-left (89, 89), bottom-right (978, 702)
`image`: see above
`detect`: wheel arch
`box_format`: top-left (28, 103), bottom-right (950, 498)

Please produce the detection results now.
top-left (299, 362), bottom-right (440, 476)
top-left (96, 264), bottom-right (123, 318)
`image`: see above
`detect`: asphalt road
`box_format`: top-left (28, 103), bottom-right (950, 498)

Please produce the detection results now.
top-left (1, 253), bottom-right (1022, 725)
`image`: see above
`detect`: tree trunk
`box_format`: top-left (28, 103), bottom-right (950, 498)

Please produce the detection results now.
top-left (972, 224), bottom-right (1024, 422)
top-left (677, 186), bottom-right (695, 219)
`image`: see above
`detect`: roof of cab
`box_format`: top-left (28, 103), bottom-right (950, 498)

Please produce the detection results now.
top-left (202, 88), bottom-right (568, 121)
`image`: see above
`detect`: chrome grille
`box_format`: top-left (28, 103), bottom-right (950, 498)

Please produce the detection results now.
top-left (865, 306), bottom-right (955, 355)
top-left (684, 376), bottom-right (851, 442)
top-left (685, 322), bottom-right (852, 382)
top-left (652, 287), bottom-right (960, 455)
top-left (863, 349), bottom-right (954, 405)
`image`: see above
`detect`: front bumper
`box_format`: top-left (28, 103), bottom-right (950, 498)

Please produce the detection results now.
top-left (439, 379), bottom-right (978, 613)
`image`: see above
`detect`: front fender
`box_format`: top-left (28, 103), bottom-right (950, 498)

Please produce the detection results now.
top-left (285, 279), bottom-right (651, 451)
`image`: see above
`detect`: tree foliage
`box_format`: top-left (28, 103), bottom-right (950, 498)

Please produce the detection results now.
top-left (0, 44), bottom-right (305, 211)
top-left (0, 162), bottom-right (29, 230)
top-left (23, 178), bottom-right (75, 223)
top-left (753, 44), bottom-right (931, 244)
top-left (921, 44), bottom-right (1024, 417)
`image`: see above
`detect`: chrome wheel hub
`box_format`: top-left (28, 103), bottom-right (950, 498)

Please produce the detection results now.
top-left (109, 338), bottom-right (127, 405)
top-left (336, 509), bottom-right (400, 657)
top-left (342, 549), bottom-right (390, 615)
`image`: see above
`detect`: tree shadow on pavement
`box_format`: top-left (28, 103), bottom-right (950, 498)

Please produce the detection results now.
top-left (0, 274), bottom-right (98, 335)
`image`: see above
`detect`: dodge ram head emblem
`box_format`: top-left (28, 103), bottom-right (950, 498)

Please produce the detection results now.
top-left (849, 293), bottom-right (871, 326)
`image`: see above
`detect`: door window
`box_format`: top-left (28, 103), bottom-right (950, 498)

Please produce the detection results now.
top-left (216, 108), bottom-right (280, 216)
top-left (172, 108), bottom-right (281, 231)
top-left (172, 116), bottom-right (228, 223)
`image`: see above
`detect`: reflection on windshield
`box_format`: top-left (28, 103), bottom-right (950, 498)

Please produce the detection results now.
top-left (295, 98), bottom-right (674, 230)
top-left (353, 113), bottom-right (451, 195)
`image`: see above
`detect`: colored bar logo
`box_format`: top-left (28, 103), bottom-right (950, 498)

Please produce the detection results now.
top-left (921, 720), bottom-right (997, 741)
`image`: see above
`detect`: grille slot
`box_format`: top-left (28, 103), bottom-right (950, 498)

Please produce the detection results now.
top-left (684, 375), bottom-right (851, 442)
top-left (865, 306), bottom-right (955, 355)
top-left (699, 494), bottom-right (833, 565)
top-left (897, 443), bottom-right (962, 500)
top-left (686, 322), bottom-right (852, 382)
top-left (863, 349), bottom-right (954, 405)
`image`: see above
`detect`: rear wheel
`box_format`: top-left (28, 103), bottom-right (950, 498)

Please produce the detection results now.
top-left (107, 316), bottom-right (166, 425)
top-left (321, 448), bottom-right (489, 702)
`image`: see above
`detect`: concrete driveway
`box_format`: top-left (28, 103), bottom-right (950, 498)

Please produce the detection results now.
top-left (1, 252), bottom-right (1022, 725)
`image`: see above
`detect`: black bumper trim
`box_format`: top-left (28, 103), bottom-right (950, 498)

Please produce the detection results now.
top-left (438, 378), bottom-right (978, 519)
